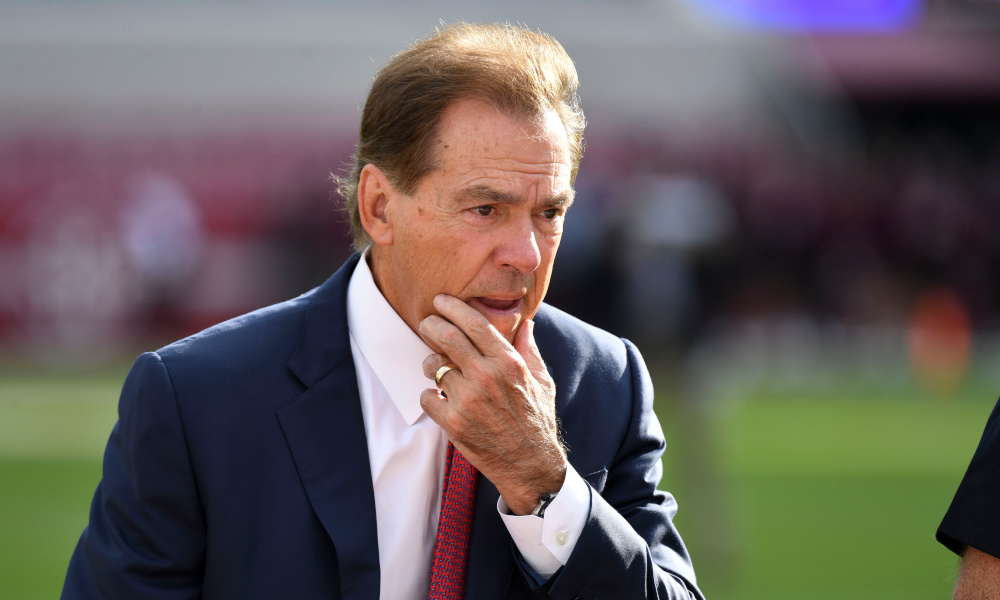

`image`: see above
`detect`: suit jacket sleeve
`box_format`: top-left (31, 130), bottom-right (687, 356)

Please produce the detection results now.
top-left (937, 397), bottom-right (1000, 558)
top-left (538, 339), bottom-right (703, 600)
top-left (62, 352), bottom-right (206, 600)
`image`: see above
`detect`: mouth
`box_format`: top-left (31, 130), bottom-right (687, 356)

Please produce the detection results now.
top-left (467, 296), bottom-right (523, 316)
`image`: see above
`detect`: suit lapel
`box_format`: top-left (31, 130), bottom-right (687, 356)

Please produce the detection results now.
top-left (277, 366), bottom-right (379, 600)
top-left (277, 254), bottom-right (381, 600)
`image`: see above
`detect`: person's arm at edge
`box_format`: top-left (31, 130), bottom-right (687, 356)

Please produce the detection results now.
top-left (955, 546), bottom-right (1000, 600)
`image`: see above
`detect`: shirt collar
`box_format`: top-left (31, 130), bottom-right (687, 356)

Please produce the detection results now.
top-left (346, 251), bottom-right (435, 426)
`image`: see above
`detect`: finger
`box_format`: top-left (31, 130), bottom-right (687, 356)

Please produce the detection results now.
top-left (419, 313), bottom-right (481, 367)
top-left (422, 353), bottom-right (454, 381)
top-left (513, 320), bottom-right (548, 382)
top-left (433, 364), bottom-right (461, 390)
top-left (420, 387), bottom-right (451, 428)
top-left (433, 294), bottom-right (510, 357)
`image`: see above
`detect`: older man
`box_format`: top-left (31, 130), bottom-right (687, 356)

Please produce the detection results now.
top-left (62, 23), bottom-right (703, 600)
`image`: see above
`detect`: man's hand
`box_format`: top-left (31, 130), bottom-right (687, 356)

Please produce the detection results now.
top-left (419, 294), bottom-right (567, 515)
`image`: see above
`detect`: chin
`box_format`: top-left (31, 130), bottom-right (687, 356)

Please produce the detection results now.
top-left (490, 313), bottom-right (526, 343)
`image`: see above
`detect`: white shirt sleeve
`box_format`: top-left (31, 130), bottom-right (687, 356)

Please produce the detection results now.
top-left (496, 464), bottom-right (591, 578)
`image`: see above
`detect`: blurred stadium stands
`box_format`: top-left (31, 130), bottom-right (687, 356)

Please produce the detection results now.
top-left (3, 2), bottom-right (1000, 598)
top-left (3, 0), bottom-right (999, 397)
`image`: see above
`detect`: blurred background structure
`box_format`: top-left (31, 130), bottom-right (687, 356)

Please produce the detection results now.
top-left (2, 1), bottom-right (1000, 598)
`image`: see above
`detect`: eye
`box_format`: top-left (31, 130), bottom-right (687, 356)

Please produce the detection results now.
top-left (541, 208), bottom-right (562, 220)
top-left (473, 206), bottom-right (495, 217)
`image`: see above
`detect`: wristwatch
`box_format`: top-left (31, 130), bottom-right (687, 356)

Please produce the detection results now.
top-left (531, 492), bottom-right (557, 517)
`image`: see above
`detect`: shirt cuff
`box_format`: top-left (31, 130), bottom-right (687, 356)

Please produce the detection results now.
top-left (496, 464), bottom-right (591, 578)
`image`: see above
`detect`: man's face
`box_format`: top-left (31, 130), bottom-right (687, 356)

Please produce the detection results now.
top-left (369, 98), bottom-right (574, 348)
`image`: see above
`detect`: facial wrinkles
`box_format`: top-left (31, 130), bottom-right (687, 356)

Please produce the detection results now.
top-left (470, 158), bottom-right (566, 187)
top-left (438, 103), bottom-right (566, 294)
top-left (449, 134), bottom-right (569, 204)
top-left (460, 168), bottom-right (568, 218)
top-left (456, 167), bottom-right (558, 201)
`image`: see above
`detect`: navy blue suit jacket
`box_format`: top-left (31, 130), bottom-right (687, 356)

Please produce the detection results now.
top-left (62, 254), bottom-right (703, 599)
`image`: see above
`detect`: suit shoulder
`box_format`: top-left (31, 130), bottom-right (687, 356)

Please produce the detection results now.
top-left (534, 303), bottom-right (631, 375)
top-left (155, 290), bottom-right (315, 370)
top-left (534, 304), bottom-right (655, 478)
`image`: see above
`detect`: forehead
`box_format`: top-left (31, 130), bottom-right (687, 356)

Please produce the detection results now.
top-left (428, 99), bottom-right (572, 190)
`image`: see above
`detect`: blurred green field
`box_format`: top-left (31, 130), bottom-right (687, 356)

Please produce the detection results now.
top-left (655, 382), bottom-right (992, 600)
top-left (0, 366), bottom-right (993, 599)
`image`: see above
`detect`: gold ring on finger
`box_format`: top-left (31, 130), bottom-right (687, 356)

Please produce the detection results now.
top-left (434, 364), bottom-right (460, 387)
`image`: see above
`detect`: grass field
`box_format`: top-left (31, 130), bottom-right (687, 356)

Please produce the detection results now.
top-left (0, 364), bottom-right (994, 599)
top-left (654, 379), bottom-right (994, 600)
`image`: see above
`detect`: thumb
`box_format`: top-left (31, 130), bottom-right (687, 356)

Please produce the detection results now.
top-left (513, 320), bottom-right (547, 381)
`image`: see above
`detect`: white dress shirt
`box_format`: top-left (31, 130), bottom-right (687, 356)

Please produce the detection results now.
top-left (346, 253), bottom-right (590, 599)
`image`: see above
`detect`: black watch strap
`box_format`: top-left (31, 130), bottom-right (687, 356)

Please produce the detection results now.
top-left (531, 492), bottom-right (557, 517)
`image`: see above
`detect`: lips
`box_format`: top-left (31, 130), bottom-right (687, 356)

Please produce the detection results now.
top-left (478, 297), bottom-right (518, 310)
top-left (468, 296), bottom-right (523, 315)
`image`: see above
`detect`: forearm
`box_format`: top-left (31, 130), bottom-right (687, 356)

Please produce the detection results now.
top-left (955, 546), bottom-right (1000, 600)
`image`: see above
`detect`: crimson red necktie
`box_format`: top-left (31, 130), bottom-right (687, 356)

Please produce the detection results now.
top-left (428, 442), bottom-right (478, 600)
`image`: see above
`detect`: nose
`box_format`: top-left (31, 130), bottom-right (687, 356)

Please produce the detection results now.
top-left (495, 218), bottom-right (542, 273)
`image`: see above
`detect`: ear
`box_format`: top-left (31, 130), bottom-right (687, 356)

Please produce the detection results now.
top-left (357, 163), bottom-right (395, 246)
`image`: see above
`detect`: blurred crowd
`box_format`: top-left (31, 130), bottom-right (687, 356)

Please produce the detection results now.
top-left (0, 97), bottom-right (997, 393)
top-left (555, 100), bottom-right (997, 400)
top-left (0, 133), bottom-right (353, 363)
top-left (555, 102), bottom-right (999, 352)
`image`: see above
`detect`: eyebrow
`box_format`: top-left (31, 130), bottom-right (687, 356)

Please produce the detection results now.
top-left (455, 185), bottom-right (575, 208)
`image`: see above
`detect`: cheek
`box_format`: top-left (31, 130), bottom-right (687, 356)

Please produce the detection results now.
top-left (538, 234), bottom-right (560, 268)
top-left (536, 236), bottom-right (561, 281)
top-left (417, 236), bottom-right (478, 295)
